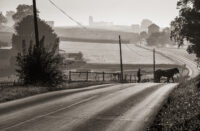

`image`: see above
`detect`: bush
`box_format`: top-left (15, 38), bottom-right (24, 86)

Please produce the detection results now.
top-left (16, 36), bottom-right (66, 87)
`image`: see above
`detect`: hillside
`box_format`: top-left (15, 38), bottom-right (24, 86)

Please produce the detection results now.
top-left (0, 27), bottom-right (140, 45)
top-left (55, 27), bottom-right (140, 43)
top-left (60, 41), bottom-right (174, 64)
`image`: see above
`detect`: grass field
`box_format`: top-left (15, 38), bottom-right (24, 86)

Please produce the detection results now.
top-left (60, 41), bottom-right (174, 64)
top-left (160, 47), bottom-right (196, 62)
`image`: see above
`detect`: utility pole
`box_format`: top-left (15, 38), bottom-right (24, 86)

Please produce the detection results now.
top-left (153, 48), bottom-right (156, 82)
top-left (33, 0), bottom-right (40, 46)
top-left (119, 35), bottom-right (124, 82)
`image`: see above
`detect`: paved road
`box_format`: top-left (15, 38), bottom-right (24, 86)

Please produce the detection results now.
top-left (0, 83), bottom-right (177, 131)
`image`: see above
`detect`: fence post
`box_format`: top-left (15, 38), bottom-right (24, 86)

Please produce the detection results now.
top-left (130, 75), bottom-right (132, 83)
top-left (134, 75), bottom-right (137, 83)
top-left (13, 80), bottom-right (15, 86)
top-left (118, 73), bottom-right (120, 81)
top-left (103, 72), bottom-right (105, 81)
top-left (69, 71), bottom-right (71, 83)
top-left (86, 71), bottom-right (89, 81)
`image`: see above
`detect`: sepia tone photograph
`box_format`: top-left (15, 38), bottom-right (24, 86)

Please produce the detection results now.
top-left (0, 0), bottom-right (200, 130)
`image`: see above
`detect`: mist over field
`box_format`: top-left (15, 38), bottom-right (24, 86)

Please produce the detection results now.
top-left (60, 41), bottom-right (174, 64)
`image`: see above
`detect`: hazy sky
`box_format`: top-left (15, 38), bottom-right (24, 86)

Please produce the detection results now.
top-left (0, 0), bottom-right (179, 27)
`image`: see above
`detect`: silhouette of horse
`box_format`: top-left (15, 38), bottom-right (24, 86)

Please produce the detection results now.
top-left (154, 68), bottom-right (179, 83)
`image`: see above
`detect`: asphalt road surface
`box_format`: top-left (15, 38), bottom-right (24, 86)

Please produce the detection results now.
top-left (0, 83), bottom-right (177, 131)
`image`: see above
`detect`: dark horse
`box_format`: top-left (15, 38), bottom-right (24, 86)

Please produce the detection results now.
top-left (154, 68), bottom-right (179, 83)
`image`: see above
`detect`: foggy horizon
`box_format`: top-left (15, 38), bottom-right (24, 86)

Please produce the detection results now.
top-left (0, 0), bottom-right (179, 27)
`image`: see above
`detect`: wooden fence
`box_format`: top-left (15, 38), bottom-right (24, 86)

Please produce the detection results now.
top-left (0, 71), bottom-right (154, 88)
top-left (67, 71), bottom-right (153, 83)
top-left (0, 81), bottom-right (23, 88)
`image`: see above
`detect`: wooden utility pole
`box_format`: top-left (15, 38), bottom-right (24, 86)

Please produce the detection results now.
top-left (153, 48), bottom-right (156, 82)
top-left (33, 0), bottom-right (40, 46)
top-left (119, 35), bottom-right (124, 82)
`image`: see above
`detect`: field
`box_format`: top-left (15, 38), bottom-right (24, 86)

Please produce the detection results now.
top-left (160, 47), bottom-right (196, 62)
top-left (59, 41), bottom-right (189, 82)
top-left (55, 27), bottom-right (139, 43)
top-left (60, 41), bottom-right (174, 64)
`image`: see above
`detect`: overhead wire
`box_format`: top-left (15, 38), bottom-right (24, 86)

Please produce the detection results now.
top-left (49, 0), bottom-right (151, 58)
top-left (49, 0), bottom-right (88, 30)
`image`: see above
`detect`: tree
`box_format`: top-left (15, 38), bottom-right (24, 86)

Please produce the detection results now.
top-left (171, 0), bottom-right (200, 57)
top-left (146, 31), bottom-right (175, 47)
top-left (146, 32), bottom-right (161, 46)
top-left (12, 4), bottom-right (35, 22)
top-left (16, 36), bottom-right (66, 87)
top-left (5, 11), bottom-right (15, 27)
top-left (140, 31), bottom-right (148, 40)
top-left (0, 12), bottom-right (7, 25)
top-left (12, 15), bottom-right (58, 52)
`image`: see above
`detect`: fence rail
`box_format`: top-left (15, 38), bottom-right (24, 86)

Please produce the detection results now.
top-left (0, 81), bottom-right (23, 88)
top-left (0, 71), bottom-right (154, 88)
top-left (67, 71), bottom-right (153, 83)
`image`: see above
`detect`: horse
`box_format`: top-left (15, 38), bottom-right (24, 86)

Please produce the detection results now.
top-left (154, 68), bottom-right (179, 83)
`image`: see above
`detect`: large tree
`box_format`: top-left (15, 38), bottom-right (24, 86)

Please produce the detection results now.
top-left (171, 0), bottom-right (200, 57)
top-left (12, 15), bottom-right (58, 52)
top-left (12, 4), bottom-right (34, 22)
top-left (140, 31), bottom-right (148, 40)
top-left (146, 31), bottom-right (174, 47)
top-left (13, 4), bottom-right (65, 87)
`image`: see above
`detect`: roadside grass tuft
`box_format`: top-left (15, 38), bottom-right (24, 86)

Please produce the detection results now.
top-left (148, 75), bottom-right (200, 130)
top-left (0, 86), bottom-right (49, 103)
top-left (0, 81), bottom-right (109, 103)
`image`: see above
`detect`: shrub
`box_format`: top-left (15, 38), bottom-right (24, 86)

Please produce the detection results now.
top-left (16, 36), bottom-right (66, 87)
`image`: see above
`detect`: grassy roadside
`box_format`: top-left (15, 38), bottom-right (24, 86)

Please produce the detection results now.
top-left (0, 81), bottom-right (109, 103)
top-left (148, 75), bottom-right (200, 130)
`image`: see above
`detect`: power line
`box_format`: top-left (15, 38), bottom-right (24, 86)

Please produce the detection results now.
top-left (49, 0), bottom-right (148, 59)
top-left (49, 0), bottom-right (88, 30)
top-left (124, 43), bottom-right (147, 57)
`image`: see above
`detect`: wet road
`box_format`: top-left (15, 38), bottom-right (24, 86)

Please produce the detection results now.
top-left (0, 83), bottom-right (177, 131)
